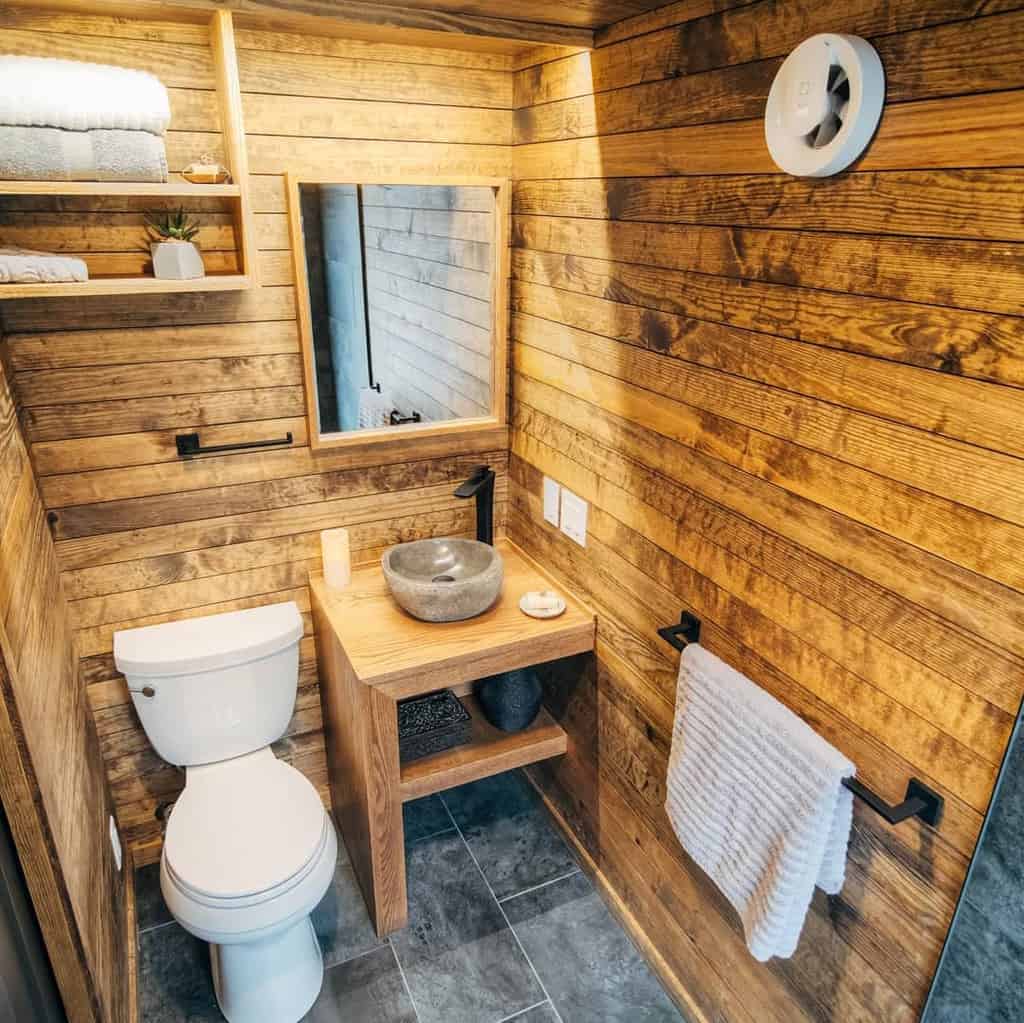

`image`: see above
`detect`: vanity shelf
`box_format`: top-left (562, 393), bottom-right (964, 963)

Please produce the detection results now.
top-left (399, 694), bottom-right (567, 802)
top-left (310, 538), bottom-right (595, 936)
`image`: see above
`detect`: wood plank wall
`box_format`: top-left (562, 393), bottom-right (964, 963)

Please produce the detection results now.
top-left (364, 184), bottom-right (495, 423)
top-left (0, 8), bottom-right (512, 863)
top-left (509, 2), bottom-right (1024, 1021)
top-left (0, 345), bottom-right (131, 1023)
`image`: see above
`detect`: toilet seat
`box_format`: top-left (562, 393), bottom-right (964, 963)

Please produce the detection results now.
top-left (165, 747), bottom-right (327, 902)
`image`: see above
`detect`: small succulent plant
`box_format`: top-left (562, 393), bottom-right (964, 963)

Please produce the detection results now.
top-left (145, 207), bottom-right (201, 243)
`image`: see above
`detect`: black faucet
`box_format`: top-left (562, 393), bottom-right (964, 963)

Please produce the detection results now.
top-left (454, 466), bottom-right (496, 545)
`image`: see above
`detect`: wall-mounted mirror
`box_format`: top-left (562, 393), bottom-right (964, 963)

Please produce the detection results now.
top-left (286, 175), bottom-right (509, 450)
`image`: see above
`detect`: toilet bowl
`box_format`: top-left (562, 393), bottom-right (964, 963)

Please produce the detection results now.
top-left (114, 602), bottom-right (338, 1023)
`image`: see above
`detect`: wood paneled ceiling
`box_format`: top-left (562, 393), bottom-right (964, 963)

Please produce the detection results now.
top-left (5, 0), bottom-right (669, 46)
top-left (364, 0), bottom-right (673, 32)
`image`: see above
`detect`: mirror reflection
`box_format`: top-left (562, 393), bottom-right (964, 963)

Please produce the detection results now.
top-left (297, 183), bottom-right (495, 436)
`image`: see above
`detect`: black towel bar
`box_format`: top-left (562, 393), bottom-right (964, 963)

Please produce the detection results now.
top-left (657, 611), bottom-right (944, 830)
top-left (175, 431), bottom-right (293, 457)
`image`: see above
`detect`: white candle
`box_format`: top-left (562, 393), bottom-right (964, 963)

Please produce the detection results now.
top-left (321, 528), bottom-right (351, 590)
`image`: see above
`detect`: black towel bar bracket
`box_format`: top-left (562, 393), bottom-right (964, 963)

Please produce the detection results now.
top-left (842, 777), bottom-right (943, 828)
top-left (657, 610), bottom-right (945, 831)
top-left (658, 611), bottom-right (701, 650)
top-left (175, 431), bottom-right (294, 457)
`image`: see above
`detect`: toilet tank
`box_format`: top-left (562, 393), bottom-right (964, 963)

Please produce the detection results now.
top-left (113, 602), bottom-right (304, 767)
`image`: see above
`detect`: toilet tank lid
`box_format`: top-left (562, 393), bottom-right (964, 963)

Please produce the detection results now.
top-left (113, 601), bottom-right (303, 678)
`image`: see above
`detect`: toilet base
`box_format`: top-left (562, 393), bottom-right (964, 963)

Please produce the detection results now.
top-left (210, 915), bottom-right (324, 1023)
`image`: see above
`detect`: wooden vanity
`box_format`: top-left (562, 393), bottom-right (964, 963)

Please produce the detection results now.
top-left (310, 538), bottom-right (595, 935)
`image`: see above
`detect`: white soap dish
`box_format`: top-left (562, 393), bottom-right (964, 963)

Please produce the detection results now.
top-left (519, 590), bottom-right (566, 619)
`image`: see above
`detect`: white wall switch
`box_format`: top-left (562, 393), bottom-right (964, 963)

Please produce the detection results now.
top-left (543, 476), bottom-right (561, 526)
top-left (108, 815), bottom-right (122, 872)
top-left (560, 488), bottom-right (588, 547)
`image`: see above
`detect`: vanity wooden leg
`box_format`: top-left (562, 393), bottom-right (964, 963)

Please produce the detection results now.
top-left (313, 595), bottom-right (407, 935)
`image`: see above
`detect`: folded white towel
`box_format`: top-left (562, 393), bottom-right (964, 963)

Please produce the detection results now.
top-left (0, 247), bottom-right (88, 285)
top-left (0, 126), bottom-right (168, 183)
top-left (665, 644), bottom-right (854, 961)
top-left (0, 55), bottom-right (171, 135)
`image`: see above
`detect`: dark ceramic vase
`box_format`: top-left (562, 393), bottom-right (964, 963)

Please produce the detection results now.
top-left (475, 668), bottom-right (543, 732)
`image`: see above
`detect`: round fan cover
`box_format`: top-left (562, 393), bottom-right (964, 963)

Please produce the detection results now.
top-left (764, 34), bottom-right (885, 177)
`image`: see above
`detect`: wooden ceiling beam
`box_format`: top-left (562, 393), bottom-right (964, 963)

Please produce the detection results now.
top-left (4, 0), bottom-right (596, 48)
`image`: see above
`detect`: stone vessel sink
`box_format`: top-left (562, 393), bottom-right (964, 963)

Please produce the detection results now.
top-left (382, 538), bottom-right (503, 622)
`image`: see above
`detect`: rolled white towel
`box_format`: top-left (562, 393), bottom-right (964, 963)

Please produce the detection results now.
top-left (0, 248), bottom-right (88, 285)
top-left (0, 55), bottom-right (171, 135)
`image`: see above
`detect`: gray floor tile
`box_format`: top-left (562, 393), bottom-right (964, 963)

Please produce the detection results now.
top-left (392, 829), bottom-right (544, 1023)
top-left (311, 853), bottom-right (387, 968)
top-left (503, 1003), bottom-right (560, 1021)
top-left (135, 862), bottom-right (173, 933)
top-left (504, 872), bottom-right (684, 1022)
top-left (138, 922), bottom-right (221, 1023)
top-left (304, 946), bottom-right (417, 1023)
top-left (442, 771), bottom-right (578, 900)
top-left (925, 895), bottom-right (1024, 1023)
top-left (404, 793), bottom-right (455, 845)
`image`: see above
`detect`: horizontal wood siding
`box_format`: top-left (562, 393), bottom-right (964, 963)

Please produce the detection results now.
top-left (0, 347), bottom-right (130, 1022)
top-left (509, 3), bottom-right (1024, 1022)
top-left (1, 11), bottom-right (513, 863)
top-left (364, 184), bottom-right (495, 423)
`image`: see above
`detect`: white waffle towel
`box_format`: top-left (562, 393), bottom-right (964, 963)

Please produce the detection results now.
top-left (665, 644), bottom-right (854, 961)
top-left (0, 55), bottom-right (171, 135)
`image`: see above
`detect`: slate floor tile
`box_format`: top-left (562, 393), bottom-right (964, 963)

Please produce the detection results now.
top-left (502, 1002), bottom-right (560, 1021)
top-left (392, 828), bottom-right (544, 1023)
top-left (311, 850), bottom-right (387, 968)
top-left (925, 898), bottom-right (1024, 1023)
top-left (442, 771), bottom-right (578, 900)
top-left (304, 946), bottom-right (417, 1023)
top-left (135, 862), bottom-right (174, 934)
top-left (404, 793), bottom-right (455, 845)
top-left (138, 923), bottom-right (221, 1023)
top-left (504, 871), bottom-right (685, 1022)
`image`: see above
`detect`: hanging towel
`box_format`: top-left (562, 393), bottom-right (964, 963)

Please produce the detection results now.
top-left (0, 247), bottom-right (88, 284)
top-left (358, 386), bottom-right (392, 429)
top-left (0, 55), bottom-right (171, 135)
top-left (0, 126), bottom-right (168, 183)
top-left (665, 644), bottom-right (854, 961)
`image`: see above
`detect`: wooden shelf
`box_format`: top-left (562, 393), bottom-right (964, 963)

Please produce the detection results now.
top-left (399, 695), bottom-right (568, 802)
top-left (311, 538), bottom-right (595, 935)
top-left (0, 181), bottom-right (241, 198)
top-left (0, 12), bottom-right (258, 297)
top-left (0, 273), bottom-right (251, 300)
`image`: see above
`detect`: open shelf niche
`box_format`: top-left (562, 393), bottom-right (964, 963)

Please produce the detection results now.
top-left (0, 12), bottom-right (257, 300)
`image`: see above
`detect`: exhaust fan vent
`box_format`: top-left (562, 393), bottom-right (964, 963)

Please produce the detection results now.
top-left (764, 34), bottom-right (885, 177)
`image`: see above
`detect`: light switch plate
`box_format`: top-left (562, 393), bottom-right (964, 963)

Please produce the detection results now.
top-left (108, 815), bottom-right (122, 872)
top-left (560, 488), bottom-right (588, 547)
top-left (543, 476), bottom-right (561, 526)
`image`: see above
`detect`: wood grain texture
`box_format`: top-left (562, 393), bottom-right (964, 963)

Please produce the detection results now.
top-left (1, 8), bottom-right (515, 858)
top-left (510, 4), bottom-right (1024, 1023)
top-left (309, 539), bottom-right (594, 698)
top-left (399, 696), bottom-right (567, 801)
top-left (310, 591), bottom-right (406, 934)
top-left (1, 0), bottom-right (607, 47)
top-left (0, 352), bottom-right (130, 1022)
top-left (310, 539), bottom-right (586, 932)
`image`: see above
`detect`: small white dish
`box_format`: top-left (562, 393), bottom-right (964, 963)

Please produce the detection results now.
top-left (519, 593), bottom-right (566, 619)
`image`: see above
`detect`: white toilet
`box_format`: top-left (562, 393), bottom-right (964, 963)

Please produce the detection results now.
top-left (113, 601), bottom-right (338, 1023)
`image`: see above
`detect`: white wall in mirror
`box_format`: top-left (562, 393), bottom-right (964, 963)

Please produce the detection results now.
top-left (287, 175), bottom-right (509, 451)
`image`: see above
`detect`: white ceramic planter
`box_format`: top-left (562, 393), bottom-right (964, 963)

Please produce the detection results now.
top-left (151, 240), bottom-right (205, 280)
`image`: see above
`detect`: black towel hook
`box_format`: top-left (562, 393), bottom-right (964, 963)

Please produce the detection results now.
top-left (657, 610), bottom-right (944, 830)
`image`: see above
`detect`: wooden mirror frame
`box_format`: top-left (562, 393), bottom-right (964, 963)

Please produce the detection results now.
top-left (285, 172), bottom-right (510, 453)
